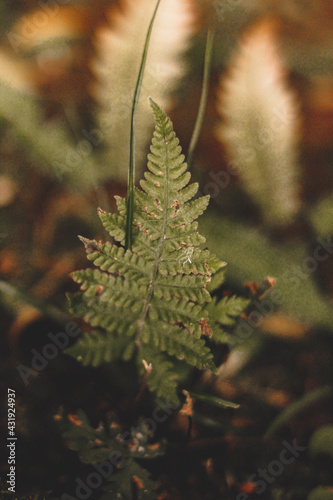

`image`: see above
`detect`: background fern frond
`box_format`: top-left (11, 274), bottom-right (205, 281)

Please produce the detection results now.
top-left (216, 20), bottom-right (301, 227)
top-left (93, 0), bottom-right (194, 183)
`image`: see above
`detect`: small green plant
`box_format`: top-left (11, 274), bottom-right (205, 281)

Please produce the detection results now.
top-left (66, 99), bottom-right (247, 403)
top-left (62, 410), bottom-right (160, 499)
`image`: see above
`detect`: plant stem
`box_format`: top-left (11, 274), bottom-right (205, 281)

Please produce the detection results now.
top-left (189, 391), bottom-right (240, 409)
top-left (264, 385), bottom-right (333, 439)
top-left (0, 280), bottom-right (70, 325)
top-left (187, 29), bottom-right (215, 168)
top-left (125, 0), bottom-right (162, 251)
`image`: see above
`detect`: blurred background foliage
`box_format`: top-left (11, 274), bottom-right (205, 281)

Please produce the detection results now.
top-left (1, 0), bottom-right (333, 498)
top-left (1, 0), bottom-right (333, 333)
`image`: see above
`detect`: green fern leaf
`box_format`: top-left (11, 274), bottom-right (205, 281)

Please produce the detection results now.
top-left (207, 295), bottom-right (250, 345)
top-left (211, 295), bottom-right (251, 326)
top-left (67, 100), bottom-right (225, 401)
top-left (64, 330), bottom-right (135, 366)
top-left (139, 348), bottom-right (180, 404)
top-left (62, 410), bottom-right (158, 499)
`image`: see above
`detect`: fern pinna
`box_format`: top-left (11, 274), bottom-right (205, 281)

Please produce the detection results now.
top-left (66, 99), bottom-right (225, 402)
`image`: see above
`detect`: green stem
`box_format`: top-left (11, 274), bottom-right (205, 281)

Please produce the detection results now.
top-left (187, 30), bottom-right (215, 168)
top-left (125, 0), bottom-right (162, 251)
top-left (264, 385), bottom-right (333, 439)
top-left (0, 280), bottom-right (70, 325)
top-left (136, 104), bottom-right (169, 345)
top-left (189, 391), bottom-right (240, 409)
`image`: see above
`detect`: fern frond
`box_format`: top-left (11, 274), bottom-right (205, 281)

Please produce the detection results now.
top-left (216, 21), bottom-right (301, 227)
top-left (93, 0), bottom-right (193, 182)
top-left (67, 100), bottom-right (225, 401)
top-left (62, 410), bottom-right (157, 499)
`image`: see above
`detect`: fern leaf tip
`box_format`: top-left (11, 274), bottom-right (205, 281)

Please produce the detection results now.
top-left (148, 96), bottom-right (156, 108)
top-left (211, 365), bottom-right (219, 375)
top-left (78, 236), bottom-right (99, 254)
top-left (78, 235), bottom-right (89, 245)
top-left (149, 98), bottom-right (165, 119)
